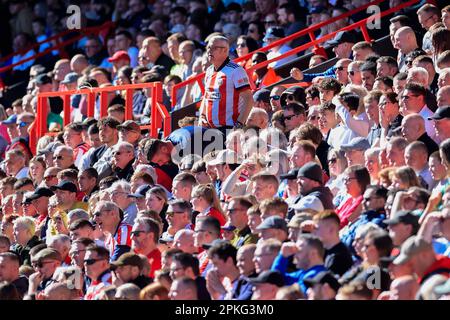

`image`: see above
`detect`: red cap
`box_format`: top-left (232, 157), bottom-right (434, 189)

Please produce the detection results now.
top-left (108, 50), bottom-right (130, 63)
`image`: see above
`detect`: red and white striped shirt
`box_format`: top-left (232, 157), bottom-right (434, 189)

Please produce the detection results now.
top-left (105, 223), bottom-right (132, 260)
top-left (84, 271), bottom-right (112, 300)
top-left (201, 58), bottom-right (250, 128)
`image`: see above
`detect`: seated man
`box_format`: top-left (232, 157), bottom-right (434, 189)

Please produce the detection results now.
top-left (111, 142), bottom-right (135, 181)
top-left (108, 180), bottom-right (138, 226)
top-left (51, 180), bottom-right (88, 213)
top-left (110, 252), bottom-right (152, 289)
top-left (84, 245), bottom-right (112, 300)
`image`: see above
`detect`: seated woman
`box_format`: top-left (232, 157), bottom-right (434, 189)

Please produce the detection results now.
top-left (145, 185), bottom-right (169, 232)
top-left (325, 148), bottom-right (348, 205)
top-left (191, 184), bottom-right (226, 226)
top-left (390, 166), bottom-right (421, 190)
top-left (336, 165), bottom-right (371, 228)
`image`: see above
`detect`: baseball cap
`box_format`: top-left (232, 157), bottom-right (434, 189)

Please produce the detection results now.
top-left (280, 168), bottom-right (299, 180)
top-left (393, 236), bottom-right (433, 265)
top-left (35, 74), bottom-right (52, 85)
top-left (108, 50), bottom-right (130, 63)
top-left (50, 180), bottom-right (78, 193)
top-left (263, 26), bottom-right (285, 41)
top-left (60, 72), bottom-right (79, 85)
top-left (287, 213), bottom-right (312, 228)
top-left (428, 106), bottom-right (450, 120)
top-left (383, 210), bottom-right (419, 228)
top-left (37, 141), bottom-right (64, 156)
top-left (110, 253), bottom-right (143, 270)
top-left (117, 120), bottom-right (141, 133)
top-left (159, 232), bottom-right (174, 244)
top-left (340, 137), bottom-right (370, 152)
top-left (128, 184), bottom-right (151, 199)
top-left (248, 270), bottom-right (285, 287)
top-left (2, 114), bottom-right (17, 125)
top-left (221, 221), bottom-right (236, 232)
top-left (256, 216), bottom-right (288, 233)
top-left (297, 162), bottom-right (323, 184)
top-left (328, 30), bottom-right (358, 46)
top-left (202, 239), bottom-right (230, 250)
top-left (23, 187), bottom-right (54, 203)
top-left (208, 150), bottom-right (242, 166)
top-left (303, 271), bottom-right (341, 292)
top-left (253, 89), bottom-right (271, 103)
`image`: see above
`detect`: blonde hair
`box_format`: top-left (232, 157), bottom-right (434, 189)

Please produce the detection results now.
top-left (14, 217), bottom-right (36, 235)
top-left (191, 184), bottom-right (224, 217)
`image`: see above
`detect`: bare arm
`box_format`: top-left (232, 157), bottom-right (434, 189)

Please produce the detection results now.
top-left (236, 89), bottom-right (253, 125)
top-left (222, 164), bottom-right (249, 197)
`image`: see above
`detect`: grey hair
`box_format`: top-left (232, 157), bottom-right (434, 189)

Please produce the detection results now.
top-left (48, 234), bottom-right (71, 249)
top-left (67, 209), bottom-right (90, 222)
top-left (54, 145), bottom-right (74, 157)
top-left (95, 200), bottom-right (120, 216)
top-left (134, 164), bottom-right (157, 185)
top-left (114, 141), bottom-right (135, 153)
top-left (110, 179), bottom-right (131, 193)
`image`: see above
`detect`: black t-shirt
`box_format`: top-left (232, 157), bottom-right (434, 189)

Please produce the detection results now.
top-left (325, 241), bottom-right (354, 277)
top-left (11, 276), bottom-right (29, 298)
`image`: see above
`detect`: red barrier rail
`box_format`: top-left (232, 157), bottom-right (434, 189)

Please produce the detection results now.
top-left (171, 0), bottom-right (388, 108)
top-left (172, 0), bottom-right (427, 108)
top-left (30, 82), bottom-right (167, 154)
top-left (0, 21), bottom-right (114, 74)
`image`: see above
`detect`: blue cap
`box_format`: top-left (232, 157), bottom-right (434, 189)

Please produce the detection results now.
top-left (263, 26), bottom-right (285, 41)
top-left (128, 184), bottom-right (151, 199)
top-left (2, 114), bottom-right (17, 125)
top-left (61, 72), bottom-right (79, 84)
top-left (253, 88), bottom-right (271, 103)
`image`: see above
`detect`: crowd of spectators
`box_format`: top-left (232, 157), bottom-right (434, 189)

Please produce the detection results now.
top-left (0, 0), bottom-right (449, 301)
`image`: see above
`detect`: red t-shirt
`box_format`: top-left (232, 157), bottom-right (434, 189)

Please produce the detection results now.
top-left (336, 195), bottom-right (363, 228)
top-left (146, 248), bottom-right (162, 278)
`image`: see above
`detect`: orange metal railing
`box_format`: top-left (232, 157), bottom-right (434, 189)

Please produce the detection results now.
top-left (0, 21), bottom-right (114, 75)
top-left (30, 82), bottom-right (168, 154)
top-left (171, 0), bottom-right (424, 108)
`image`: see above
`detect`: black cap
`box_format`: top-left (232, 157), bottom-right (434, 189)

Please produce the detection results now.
top-left (280, 168), bottom-right (299, 180)
top-left (202, 239), bottom-right (230, 250)
top-left (24, 187), bottom-right (54, 203)
top-left (303, 271), bottom-right (341, 292)
top-left (263, 26), bottom-right (285, 41)
top-left (253, 89), bottom-right (271, 103)
top-left (255, 216), bottom-right (288, 233)
top-left (35, 74), bottom-right (52, 85)
top-left (297, 162), bottom-right (323, 184)
top-left (328, 31), bottom-right (358, 46)
top-left (248, 270), bottom-right (285, 287)
top-left (428, 106), bottom-right (450, 120)
top-left (128, 184), bottom-right (151, 199)
top-left (383, 210), bottom-right (419, 228)
top-left (50, 180), bottom-right (78, 193)
top-left (110, 253), bottom-right (143, 270)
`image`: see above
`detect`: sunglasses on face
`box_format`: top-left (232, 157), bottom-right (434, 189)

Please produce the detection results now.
top-left (328, 158), bottom-right (337, 164)
top-left (17, 122), bottom-right (30, 128)
top-left (236, 43), bottom-right (247, 48)
top-left (44, 175), bottom-right (56, 181)
top-left (283, 114), bottom-right (297, 121)
top-left (336, 66), bottom-right (346, 71)
top-left (84, 258), bottom-right (105, 266)
top-left (166, 211), bottom-right (185, 217)
top-left (32, 260), bottom-right (54, 268)
top-left (348, 71), bottom-right (356, 76)
top-left (270, 95), bottom-right (280, 100)
top-left (248, 28), bottom-right (257, 33)
top-left (53, 155), bottom-right (64, 160)
top-left (130, 230), bottom-right (147, 237)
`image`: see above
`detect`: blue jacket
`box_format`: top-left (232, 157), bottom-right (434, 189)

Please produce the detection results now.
top-left (271, 254), bottom-right (327, 293)
top-left (340, 209), bottom-right (387, 260)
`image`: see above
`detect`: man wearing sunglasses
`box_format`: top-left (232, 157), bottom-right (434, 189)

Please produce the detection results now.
top-left (131, 217), bottom-right (162, 278)
top-left (269, 86), bottom-right (286, 113)
top-left (84, 245), bottom-right (112, 300)
top-left (28, 248), bottom-right (62, 297)
top-left (93, 201), bottom-right (132, 262)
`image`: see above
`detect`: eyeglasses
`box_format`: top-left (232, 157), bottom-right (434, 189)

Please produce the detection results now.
top-left (343, 176), bottom-right (358, 183)
top-left (363, 196), bottom-right (380, 202)
top-left (93, 211), bottom-right (103, 217)
top-left (264, 20), bottom-right (276, 24)
top-left (84, 258), bottom-right (105, 266)
top-left (53, 155), bottom-right (64, 160)
top-left (111, 191), bottom-right (127, 197)
top-left (130, 230), bottom-right (147, 237)
top-left (270, 95), bottom-right (280, 101)
top-left (248, 28), bottom-right (257, 33)
top-left (166, 211), bottom-right (186, 217)
top-left (283, 114), bottom-right (297, 121)
top-left (227, 208), bottom-right (246, 214)
top-left (348, 71), bottom-right (356, 76)
top-left (114, 151), bottom-right (131, 156)
top-left (206, 46), bottom-right (226, 51)
top-left (44, 175), bottom-right (57, 181)
top-left (336, 66), bottom-right (347, 71)
top-left (236, 43), bottom-right (247, 48)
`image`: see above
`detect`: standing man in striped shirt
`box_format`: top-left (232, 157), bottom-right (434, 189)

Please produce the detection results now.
top-left (199, 36), bottom-right (253, 136)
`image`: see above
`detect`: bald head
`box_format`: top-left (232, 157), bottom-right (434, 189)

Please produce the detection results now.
top-left (394, 27), bottom-right (418, 54)
top-left (70, 54), bottom-right (89, 75)
top-left (438, 68), bottom-right (450, 89)
top-left (401, 113), bottom-right (425, 141)
top-left (390, 276), bottom-right (419, 300)
top-left (43, 282), bottom-right (76, 300)
top-left (437, 85), bottom-right (450, 107)
top-left (246, 107), bottom-right (269, 129)
top-left (54, 59), bottom-right (71, 82)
